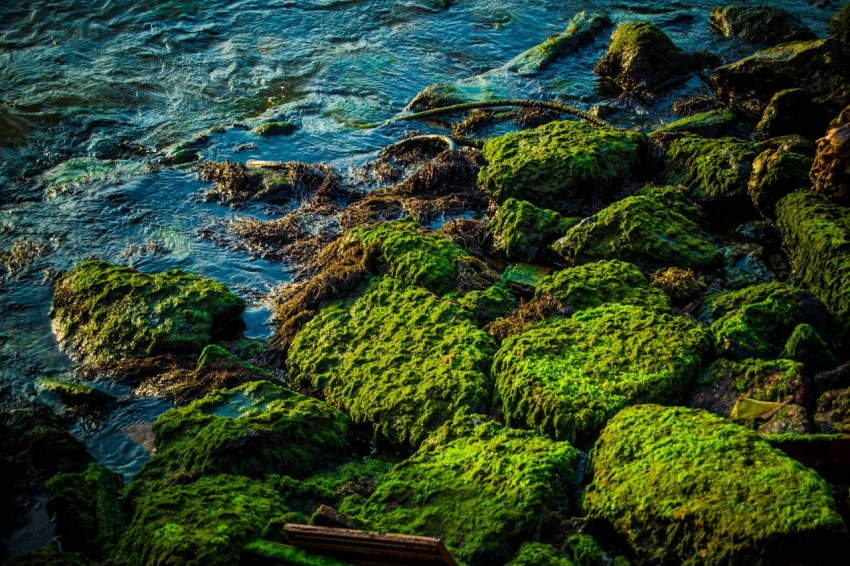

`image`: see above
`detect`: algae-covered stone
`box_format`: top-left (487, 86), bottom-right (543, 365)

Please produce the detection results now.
top-left (478, 120), bottom-right (645, 215)
top-left (651, 109), bottom-right (738, 138)
top-left (506, 539), bottom-right (605, 566)
top-left (288, 276), bottom-right (496, 448)
top-left (663, 135), bottom-right (762, 202)
top-left (252, 121), bottom-right (296, 136)
top-left (534, 259), bottom-right (671, 314)
top-left (754, 89), bottom-right (831, 142)
top-left (492, 303), bottom-right (709, 443)
top-left (490, 198), bottom-right (579, 262)
top-left (405, 83), bottom-right (465, 112)
top-left (133, 380), bottom-right (348, 490)
top-left (595, 22), bottom-right (698, 95)
top-left (552, 186), bottom-right (721, 272)
top-left (113, 474), bottom-right (290, 566)
top-left (649, 267), bottom-right (706, 305)
top-left (582, 405), bottom-right (848, 564)
top-left (831, 3), bottom-right (850, 47)
top-left (340, 413), bottom-right (579, 565)
top-left (45, 463), bottom-right (125, 558)
top-left (37, 377), bottom-right (115, 409)
top-left (50, 260), bottom-right (245, 362)
top-left (242, 541), bottom-right (352, 566)
top-left (776, 190), bottom-right (850, 335)
top-left (780, 323), bottom-right (839, 373)
top-left (747, 148), bottom-right (813, 218)
top-left (815, 387), bottom-right (850, 433)
top-left (710, 5), bottom-right (815, 45)
top-left (457, 285), bottom-right (517, 327)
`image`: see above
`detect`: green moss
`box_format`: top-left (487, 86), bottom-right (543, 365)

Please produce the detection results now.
top-left (50, 260), bottom-right (245, 362)
top-left (345, 219), bottom-right (469, 295)
top-left (288, 276), bottom-right (496, 448)
top-left (45, 463), bottom-right (125, 558)
top-left (252, 121), bottom-right (296, 136)
top-left (492, 303), bottom-right (709, 444)
top-left (552, 186), bottom-right (721, 271)
top-left (651, 109), bottom-right (737, 137)
top-left (490, 198), bottom-right (579, 262)
top-left (780, 323), bottom-right (838, 373)
top-left (664, 135), bottom-right (762, 200)
top-left (506, 542), bottom-right (575, 565)
top-left (581, 405), bottom-right (847, 564)
top-left (830, 3), bottom-right (850, 46)
top-left (37, 377), bottom-right (114, 407)
top-left (195, 344), bottom-right (270, 377)
top-left (340, 413), bottom-right (579, 565)
top-left (112, 474), bottom-right (290, 566)
top-left (535, 260), bottom-right (671, 313)
top-left (702, 358), bottom-right (805, 402)
top-left (242, 540), bottom-right (353, 565)
top-left (478, 120), bottom-right (646, 214)
top-left (776, 190), bottom-right (850, 338)
top-left (748, 149), bottom-right (813, 218)
top-left (6, 546), bottom-right (94, 566)
top-left (565, 534), bottom-right (605, 566)
top-left (457, 285), bottom-right (518, 327)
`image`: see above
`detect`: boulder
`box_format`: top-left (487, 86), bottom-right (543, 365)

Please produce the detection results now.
top-left (748, 148), bottom-right (813, 218)
top-left (710, 5), bottom-right (816, 45)
top-left (754, 89), bottom-right (831, 142)
top-left (810, 105), bottom-right (850, 205)
top-left (489, 198), bottom-right (579, 262)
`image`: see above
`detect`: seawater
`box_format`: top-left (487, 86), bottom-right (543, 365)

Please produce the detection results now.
top-left (0, 0), bottom-right (834, 552)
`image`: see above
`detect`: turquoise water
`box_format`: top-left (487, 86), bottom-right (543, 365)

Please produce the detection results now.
top-left (0, 0), bottom-right (835, 552)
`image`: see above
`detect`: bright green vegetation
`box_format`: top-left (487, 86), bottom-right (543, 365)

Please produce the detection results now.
top-left (581, 405), bottom-right (847, 564)
top-left (490, 198), bottom-right (579, 262)
top-left (131, 381), bottom-right (349, 492)
top-left (252, 121), bottom-right (296, 136)
top-left (502, 12), bottom-right (611, 74)
top-left (288, 277), bottom-right (496, 448)
top-left (45, 463), bottom-right (125, 558)
top-left (112, 474), bottom-right (290, 566)
top-left (457, 285), bottom-right (517, 327)
top-left (663, 135), bottom-right (761, 200)
top-left (344, 219), bottom-right (470, 295)
top-left (492, 303), bottom-right (709, 444)
top-left (701, 358), bottom-right (804, 402)
top-left (506, 543), bottom-right (574, 565)
top-left (242, 541), bottom-right (352, 565)
top-left (535, 260), bottom-right (671, 313)
top-left (50, 260), bottom-right (245, 362)
top-left (478, 120), bottom-right (645, 214)
top-left (651, 109), bottom-right (737, 137)
top-left (776, 190), bottom-right (850, 337)
top-left (552, 186), bottom-right (721, 271)
top-left (701, 282), bottom-right (832, 359)
top-left (780, 323), bottom-right (838, 373)
top-left (831, 2), bottom-right (850, 46)
top-left (37, 377), bottom-right (114, 407)
top-left (748, 149), bottom-right (813, 218)
top-left (340, 413), bottom-right (579, 565)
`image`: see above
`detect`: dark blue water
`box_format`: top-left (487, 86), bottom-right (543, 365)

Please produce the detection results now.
top-left (0, 0), bottom-right (835, 553)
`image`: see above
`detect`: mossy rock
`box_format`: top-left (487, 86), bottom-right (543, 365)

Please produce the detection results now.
top-left (339, 413), bottom-right (579, 565)
top-left (815, 386), bottom-right (850, 433)
top-left (131, 381), bottom-right (349, 492)
top-left (456, 285), bottom-right (518, 327)
top-left (780, 323), bottom-right (839, 373)
top-left (551, 186), bottom-right (721, 272)
top-left (45, 463), bottom-right (126, 558)
top-left (754, 89), bottom-right (831, 142)
top-left (242, 541), bottom-right (353, 565)
top-left (490, 198), bottom-right (579, 262)
top-left (651, 109), bottom-right (738, 138)
top-left (112, 474), bottom-right (290, 566)
top-left (252, 121), bottom-right (296, 136)
top-left (831, 3), bottom-right (850, 47)
top-left (710, 5), bottom-right (815, 45)
top-left (287, 276), bottom-right (496, 448)
top-left (581, 405), bottom-right (848, 564)
top-left (747, 148), bottom-right (813, 218)
top-left (534, 259), bottom-right (671, 314)
top-left (492, 303), bottom-right (709, 444)
top-left (50, 260), bottom-right (245, 362)
top-left (775, 190), bottom-right (850, 337)
top-left (594, 22), bottom-right (697, 94)
top-left (478, 120), bottom-right (646, 215)
top-left (663, 135), bottom-right (762, 202)
top-left (701, 282), bottom-right (833, 360)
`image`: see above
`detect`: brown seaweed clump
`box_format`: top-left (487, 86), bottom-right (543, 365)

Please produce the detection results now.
top-left (485, 294), bottom-right (571, 342)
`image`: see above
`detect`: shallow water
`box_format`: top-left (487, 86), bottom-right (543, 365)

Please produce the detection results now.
top-left (0, 0), bottom-right (836, 554)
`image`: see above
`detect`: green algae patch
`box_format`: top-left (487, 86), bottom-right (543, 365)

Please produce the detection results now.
top-left (195, 344), bottom-right (270, 377)
top-left (535, 259), bottom-right (671, 314)
top-left (776, 190), bottom-right (850, 337)
top-left (242, 541), bottom-right (352, 565)
top-left (651, 109), bottom-right (737, 138)
top-left (663, 135), bottom-right (761, 201)
top-left (287, 277), bottom-right (496, 448)
top-left (492, 303), bottom-right (709, 444)
top-left (552, 186), bottom-right (721, 271)
top-left (457, 285), bottom-right (517, 327)
top-left (478, 120), bottom-right (646, 215)
top-left (50, 260), bottom-right (245, 362)
top-left (506, 542), bottom-right (576, 565)
top-left (490, 198), bottom-right (579, 262)
top-left (252, 121), bottom-right (296, 136)
top-left (45, 463), bottom-right (125, 558)
top-left (780, 323), bottom-right (839, 373)
top-left (113, 474), bottom-right (290, 566)
top-left (581, 405), bottom-right (847, 564)
top-left (344, 219), bottom-right (470, 295)
top-left (501, 263), bottom-right (551, 289)
top-left (748, 149), bottom-right (813, 218)
top-left (340, 413), bottom-right (579, 565)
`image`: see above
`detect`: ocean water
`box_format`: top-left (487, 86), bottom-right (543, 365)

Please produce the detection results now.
top-left (0, 0), bottom-right (836, 554)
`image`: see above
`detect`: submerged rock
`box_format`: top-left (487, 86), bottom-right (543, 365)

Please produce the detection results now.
top-left (651, 108), bottom-right (739, 138)
top-left (582, 405), bottom-right (848, 564)
top-left (489, 198), bottom-right (579, 262)
top-left (50, 260), bottom-right (245, 362)
top-left (810, 105), bottom-right (850, 205)
top-left (709, 5), bottom-right (816, 45)
top-left (252, 121), bottom-right (296, 136)
top-left (478, 120), bottom-right (645, 215)
top-left (287, 276), bottom-right (496, 448)
top-left (405, 83), bottom-right (465, 112)
top-left (340, 413), bottom-right (579, 565)
top-left (748, 148), bottom-right (813, 218)
top-left (492, 303), bottom-right (709, 444)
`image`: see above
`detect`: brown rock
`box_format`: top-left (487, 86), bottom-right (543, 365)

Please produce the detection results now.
top-left (811, 105), bottom-right (850, 204)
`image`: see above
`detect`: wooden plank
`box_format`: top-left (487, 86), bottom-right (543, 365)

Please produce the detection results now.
top-left (284, 524), bottom-right (458, 566)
